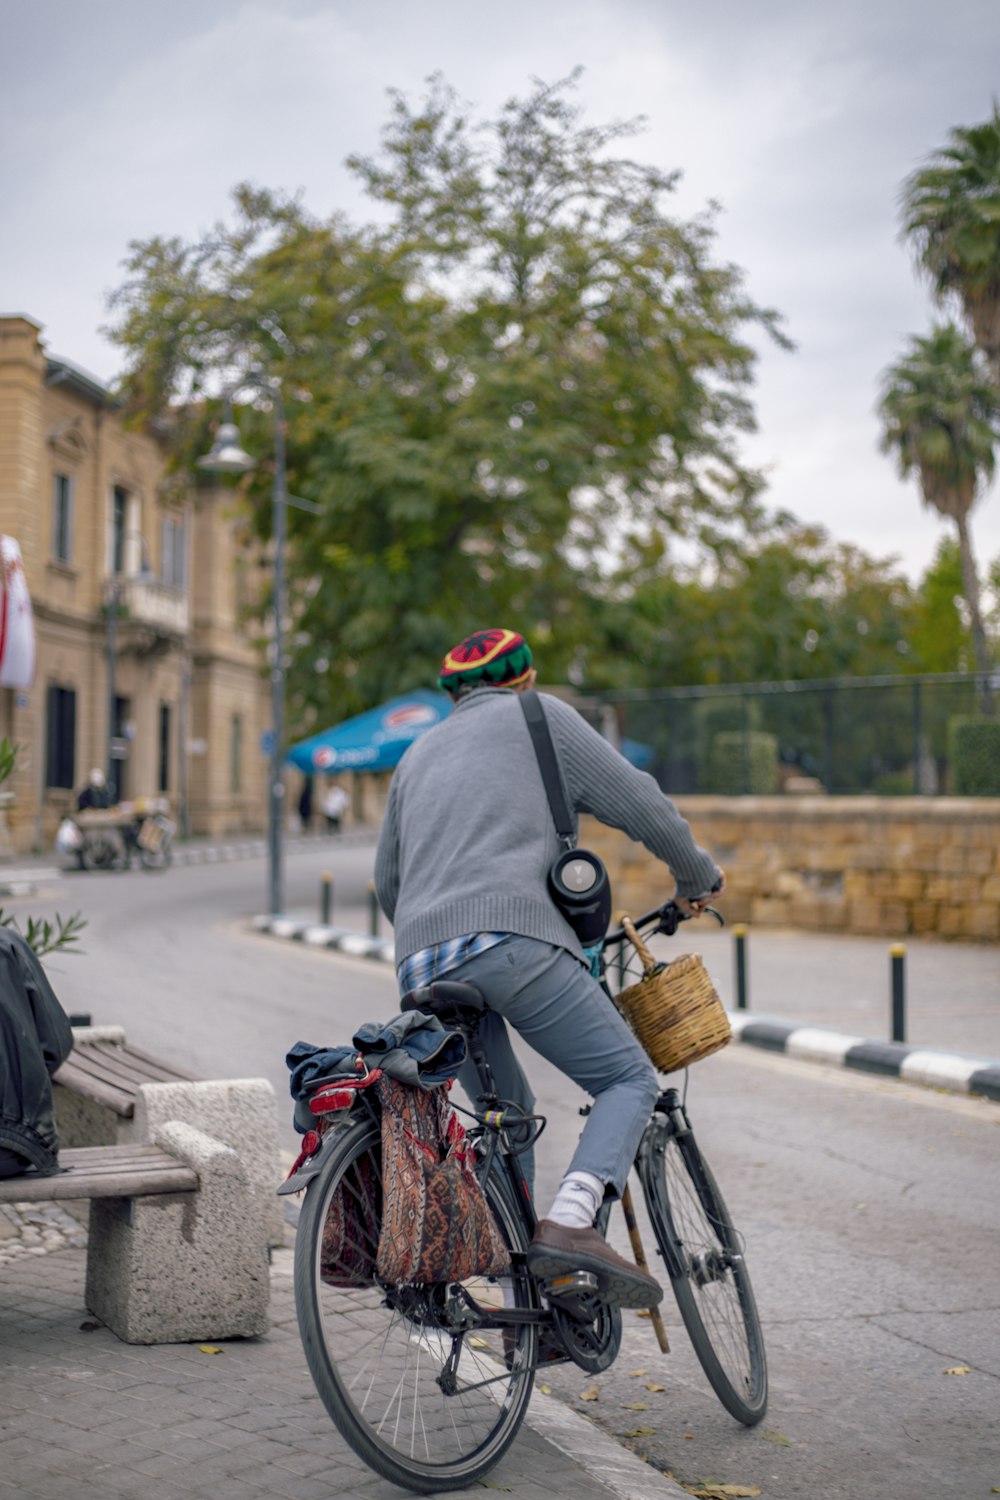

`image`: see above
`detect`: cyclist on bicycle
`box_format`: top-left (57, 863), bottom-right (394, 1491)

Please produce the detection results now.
top-left (374, 628), bottom-right (724, 1308)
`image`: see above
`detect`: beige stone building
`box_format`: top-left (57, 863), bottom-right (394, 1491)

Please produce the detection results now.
top-left (0, 314), bottom-right (271, 853)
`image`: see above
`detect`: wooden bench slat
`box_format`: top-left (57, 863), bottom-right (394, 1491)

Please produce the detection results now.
top-left (63, 1044), bottom-right (147, 1084)
top-left (53, 1062), bottom-right (136, 1115)
top-left (71, 1041), bottom-right (194, 1087)
top-left (0, 1145), bottom-right (198, 1203)
top-left (53, 1040), bottom-right (201, 1118)
top-left (113, 1042), bottom-right (199, 1084)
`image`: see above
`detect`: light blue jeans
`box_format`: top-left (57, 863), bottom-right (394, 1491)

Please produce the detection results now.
top-left (438, 935), bottom-right (658, 1200)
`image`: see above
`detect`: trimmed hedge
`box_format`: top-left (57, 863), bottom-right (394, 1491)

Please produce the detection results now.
top-left (949, 716), bottom-right (1000, 795)
top-left (708, 731), bottom-right (779, 795)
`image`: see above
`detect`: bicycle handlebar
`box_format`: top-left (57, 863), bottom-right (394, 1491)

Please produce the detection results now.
top-left (603, 898), bottom-right (725, 949)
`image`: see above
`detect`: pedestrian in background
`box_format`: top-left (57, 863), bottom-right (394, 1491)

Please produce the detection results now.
top-left (76, 768), bottom-right (112, 812)
top-left (322, 781), bottom-right (348, 834)
top-left (298, 775), bottom-right (314, 834)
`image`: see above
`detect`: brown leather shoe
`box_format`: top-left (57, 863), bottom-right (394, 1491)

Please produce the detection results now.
top-left (526, 1220), bottom-right (663, 1309)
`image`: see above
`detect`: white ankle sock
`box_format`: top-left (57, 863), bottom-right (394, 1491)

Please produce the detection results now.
top-left (545, 1170), bottom-right (604, 1229)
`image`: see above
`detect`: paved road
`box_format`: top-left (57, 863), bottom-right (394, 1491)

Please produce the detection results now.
top-left (5, 843), bottom-right (999, 1499)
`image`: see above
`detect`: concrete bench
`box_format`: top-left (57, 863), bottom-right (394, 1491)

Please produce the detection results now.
top-left (53, 1027), bottom-right (284, 1248)
top-left (53, 1025), bottom-right (199, 1146)
top-left (0, 1127), bottom-right (269, 1344)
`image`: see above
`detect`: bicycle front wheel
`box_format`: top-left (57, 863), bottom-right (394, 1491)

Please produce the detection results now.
top-left (639, 1112), bottom-right (767, 1425)
top-left (294, 1115), bottom-right (538, 1494)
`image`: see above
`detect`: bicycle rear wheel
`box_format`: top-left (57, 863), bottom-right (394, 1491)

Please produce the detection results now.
top-left (294, 1115), bottom-right (538, 1494)
top-left (639, 1112), bottom-right (767, 1425)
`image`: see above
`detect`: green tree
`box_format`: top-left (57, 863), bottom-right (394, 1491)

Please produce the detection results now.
top-left (909, 537), bottom-right (973, 672)
top-left (877, 325), bottom-right (998, 706)
top-left (901, 105), bottom-right (1000, 381)
top-left (586, 522), bottom-right (915, 692)
top-left (106, 74), bottom-right (788, 725)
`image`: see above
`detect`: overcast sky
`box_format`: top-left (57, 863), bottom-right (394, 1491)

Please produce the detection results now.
top-left (3, 0), bottom-right (998, 581)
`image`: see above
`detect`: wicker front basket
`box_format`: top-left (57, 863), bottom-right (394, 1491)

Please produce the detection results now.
top-left (612, 915), bottom-right (731, 1073)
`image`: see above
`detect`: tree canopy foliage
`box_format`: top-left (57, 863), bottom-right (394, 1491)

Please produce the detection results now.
top-left (878, 323), bottom-right (998, 685)
top-left (107, 73), bottom-right (794, 725)
top-left (901, 104), bottom-right (1000, 380)
top-left (107, 76), bottom-right (997, 734)
top-left (892, 108), bottom-right (1000, 710)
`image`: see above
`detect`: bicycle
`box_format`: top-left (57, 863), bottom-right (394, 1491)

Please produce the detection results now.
top-left (289, 897), bottom-right (768, 1493)
top-left (70, 800), bottom-right (175, 872)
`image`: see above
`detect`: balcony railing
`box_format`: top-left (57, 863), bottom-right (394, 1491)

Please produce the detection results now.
top-left (111, 575), bottom-right (190, 638)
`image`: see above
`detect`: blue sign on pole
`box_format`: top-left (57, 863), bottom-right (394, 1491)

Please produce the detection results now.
top-left (260, 729), bottom-right (276, 757)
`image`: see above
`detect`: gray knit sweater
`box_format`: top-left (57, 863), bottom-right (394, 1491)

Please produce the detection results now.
top-left (374, 687), bottom-right (721, 964)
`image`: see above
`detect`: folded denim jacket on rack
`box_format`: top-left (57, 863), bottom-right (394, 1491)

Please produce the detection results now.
top-left (286, 1010), bottom-right (467, 1133)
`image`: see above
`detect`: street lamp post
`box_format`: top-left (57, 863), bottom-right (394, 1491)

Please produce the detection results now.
top-left (197, 378), bottom-right (287, 917)
top-left (106, 530), bottom-right (153, 798)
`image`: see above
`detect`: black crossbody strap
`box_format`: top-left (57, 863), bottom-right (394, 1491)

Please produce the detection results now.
top-left (519, 691), bottom-right (575, 850)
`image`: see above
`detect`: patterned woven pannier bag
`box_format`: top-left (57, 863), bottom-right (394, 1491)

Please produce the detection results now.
top-left (375, 1074), bottom-right (511, 1284)
top-left (320, 1134), bottom-right (379, 1287)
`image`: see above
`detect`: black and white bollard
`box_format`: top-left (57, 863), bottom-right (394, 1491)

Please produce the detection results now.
top-left (890, 942), bottom-right (906, 1043)
top-left (733, 924), bottom-right (749, 1010)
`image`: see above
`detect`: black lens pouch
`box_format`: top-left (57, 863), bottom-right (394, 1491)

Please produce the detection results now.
top-left (519, 692), bottom-right (612, 946)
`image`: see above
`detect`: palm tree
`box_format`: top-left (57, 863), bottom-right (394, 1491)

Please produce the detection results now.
top-left (901, 106), bottom-right (1000, 382)
top-left (878, 325), bottom-right (998, 709)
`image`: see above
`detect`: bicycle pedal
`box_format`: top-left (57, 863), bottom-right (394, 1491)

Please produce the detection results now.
top-left (542, 1278), bottom-right (599, 1302)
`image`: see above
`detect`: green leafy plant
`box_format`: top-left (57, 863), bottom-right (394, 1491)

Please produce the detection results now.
top-left (948, 716), bottom-right (1000, 794)
top-left (707, 731), bottom-right (779, 795)
top-left (0, 737), bottom-right (86, 957)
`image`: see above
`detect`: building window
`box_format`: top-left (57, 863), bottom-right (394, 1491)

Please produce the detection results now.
top-left (161, 516), bottom-right (186, 588)
top-left (111, 695), bottom-right (130, 802)
top-left (45, 685), bottom-right (76, 789)
top-left (111, 486), bottom-right (128, 574)
top-left (53, 474), bottom-right (73, 563)
top-left (230, 714), bottom-right (242, 794)
top-left (158, 703), bottom-right (171, 793)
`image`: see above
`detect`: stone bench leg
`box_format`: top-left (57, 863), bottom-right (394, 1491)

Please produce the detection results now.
top-left (85, 1120), bottom-right (270, 1344)
top-left (127, 1078), bottom-right (286, 1250)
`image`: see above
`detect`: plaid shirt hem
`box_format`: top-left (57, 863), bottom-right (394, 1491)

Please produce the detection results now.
top-left (397, 932), bottom-right (507, 994)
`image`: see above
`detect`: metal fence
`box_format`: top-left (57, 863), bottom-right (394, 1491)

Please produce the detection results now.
top-left (580, 672), bottom-right (997, 796)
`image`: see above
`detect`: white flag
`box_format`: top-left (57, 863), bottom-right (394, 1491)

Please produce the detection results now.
top-left (0, 536), bottom-right (37, 688)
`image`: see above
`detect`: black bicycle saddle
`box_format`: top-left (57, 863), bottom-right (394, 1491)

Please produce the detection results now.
top-left (401, 980), bottom-right (487, 1019)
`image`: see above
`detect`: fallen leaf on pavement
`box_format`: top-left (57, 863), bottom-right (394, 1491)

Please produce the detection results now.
top-left (538, 1383), bottom-right (552, 1395)
top-left (645, 1382), bottom-right (666, 1392)
top-left (761, 1430), bottom-right (791, 1446)
top-left (689, 1486), bottom-right (762, 1499)
top-left (623, 1427), bottom-right (656, 1438)
top-left (579, 1384), bottom-right (600, 1402)
top-left (628, 1367), bottom-right (648, 1377)
top-left (468, 1336), bottom-right (491, 1350)
top-left (683, 1432), bottom-right (694, 1439)
top-left (944, 1365), bottom-right (971, 1375)
top-left (622, 1402), bottom-right (652, 1411)
top-left (635, 1309), bottom-right (652, 1318)
top-left (197, 1345), bottom-right (224, 1355)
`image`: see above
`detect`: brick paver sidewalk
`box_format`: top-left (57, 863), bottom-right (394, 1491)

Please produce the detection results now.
top-left (0, 1221), bottom-right (684, 1500)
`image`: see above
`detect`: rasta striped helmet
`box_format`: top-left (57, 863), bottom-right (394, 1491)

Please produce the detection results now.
top-left (438, 629), bottom-right (533, 694)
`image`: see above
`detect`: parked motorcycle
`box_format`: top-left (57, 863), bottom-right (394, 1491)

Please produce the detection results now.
top-left (56, 798), bottom-right (176, 872)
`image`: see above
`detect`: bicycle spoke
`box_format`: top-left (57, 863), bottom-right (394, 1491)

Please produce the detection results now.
top-left (641, 1115), bottom-right (767, 1425)
top-left (665, 1144), bottom-right (755, 1396)
top-left (295, 1117), bottom-right (538, 1487)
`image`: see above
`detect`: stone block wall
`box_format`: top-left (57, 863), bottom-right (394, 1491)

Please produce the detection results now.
top-left (580, 796), bottom-right (1000, 941)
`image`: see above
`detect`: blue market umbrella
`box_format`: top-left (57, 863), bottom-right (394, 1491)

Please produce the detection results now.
top-left (620, 737), bottom-right (655, 770)
top-left (286, 689), bottom-right (452, 774)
